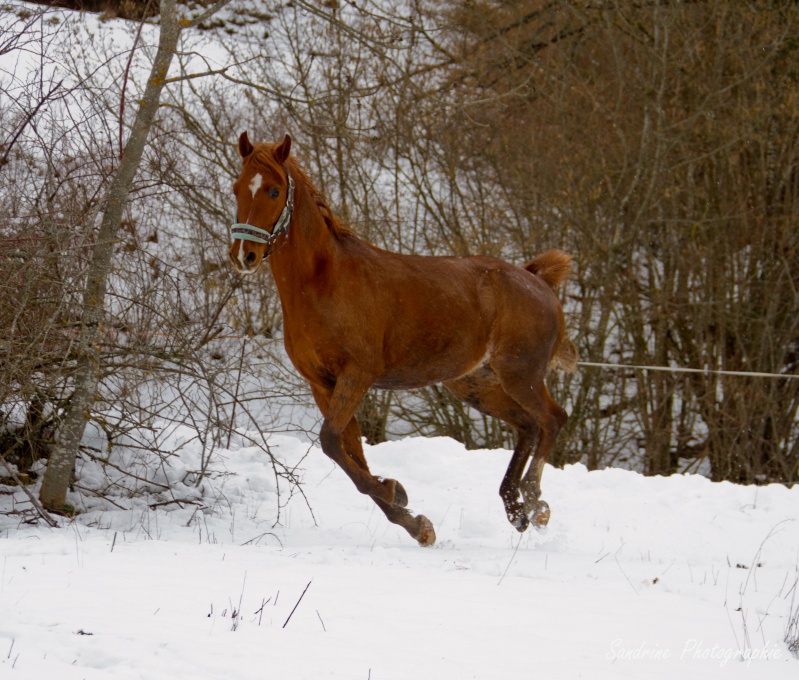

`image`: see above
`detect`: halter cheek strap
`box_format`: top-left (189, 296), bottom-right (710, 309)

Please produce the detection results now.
top-left (230, 168), bottom-right (295, 249)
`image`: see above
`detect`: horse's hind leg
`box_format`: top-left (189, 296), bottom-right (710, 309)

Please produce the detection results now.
top-left (491, 360), bottom-right (567, 528)
top-left (445, 369), bottom-right (540, 532)
top-left (500, 428), bottom-right (538, 530)
top-left (516, 384), bottom-right (566, 523)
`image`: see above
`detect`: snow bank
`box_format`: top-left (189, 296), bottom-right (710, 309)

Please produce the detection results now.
top-left (2, 433), bottom-right (798, 678)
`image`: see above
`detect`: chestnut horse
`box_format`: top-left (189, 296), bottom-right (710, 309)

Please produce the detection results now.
top-left (228, 133), bottom-right (577, 546)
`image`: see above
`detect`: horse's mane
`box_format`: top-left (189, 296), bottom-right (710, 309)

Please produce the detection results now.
top-left (251, 146), bottom-right (353, 241)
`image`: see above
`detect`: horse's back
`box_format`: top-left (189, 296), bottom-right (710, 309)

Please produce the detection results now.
top-left (339, 245), bottom-right (562, 388)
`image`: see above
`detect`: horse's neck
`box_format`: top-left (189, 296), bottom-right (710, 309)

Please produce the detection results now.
top-left (268, 181), bottom-right (339, 295)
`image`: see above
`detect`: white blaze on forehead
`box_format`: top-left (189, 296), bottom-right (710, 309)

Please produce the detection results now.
top-left (249, 173), bottom-right (263, 198)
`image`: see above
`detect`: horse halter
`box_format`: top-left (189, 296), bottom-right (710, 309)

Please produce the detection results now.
top-left (230, 166), bottom-right (295, 256)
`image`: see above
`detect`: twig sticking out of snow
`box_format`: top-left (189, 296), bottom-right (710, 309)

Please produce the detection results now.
top-left (498, 533), bottom-right (522, 586)
top-left (254, 597), bottom-right (271, 626)
top-left (786, 573), bottom-right (799, 657)
top-left (282, 580), bottom-right (312, 628)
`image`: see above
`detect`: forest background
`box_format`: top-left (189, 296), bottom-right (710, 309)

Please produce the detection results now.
top-left (2, 0), bottom-right (798, 514)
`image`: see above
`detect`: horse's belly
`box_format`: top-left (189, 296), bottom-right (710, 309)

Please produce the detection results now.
top-left (373, 347), bottom-right (487, 390)
top-left (372, 372), bottom-right (451, 390)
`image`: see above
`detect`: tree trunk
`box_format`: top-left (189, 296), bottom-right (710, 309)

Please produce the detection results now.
top-left (39, 0), bottom-right (182, 510)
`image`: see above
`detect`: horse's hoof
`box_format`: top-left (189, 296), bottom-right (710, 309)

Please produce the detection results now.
top-left (532, 500), bottom-right (550, 528)
top-left (391, 479), bottom-right (408, 508)
top-left (415, 515), bottom-right (436, 546)
top-left (505, 499), bottom-right (529, 532)
top-left (508, 508), bottom-right (529, 533)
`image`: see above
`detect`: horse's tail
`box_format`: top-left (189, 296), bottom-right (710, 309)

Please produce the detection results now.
top-left (524, 250), bottom-right (579, 373)
top-left (524, 249), bottom-right (572, 290)
top-left (550, 334), bottom-right (579, 372)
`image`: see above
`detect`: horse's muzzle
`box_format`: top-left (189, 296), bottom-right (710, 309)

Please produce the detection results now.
top-left (229, 240), bottom-right (262, 274)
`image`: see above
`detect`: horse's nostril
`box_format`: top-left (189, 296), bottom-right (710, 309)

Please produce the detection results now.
top-left (245, 251), bottom-right (257, 265)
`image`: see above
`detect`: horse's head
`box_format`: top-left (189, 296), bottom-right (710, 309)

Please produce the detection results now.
top-left (229, 132), bottom-right (294, 274)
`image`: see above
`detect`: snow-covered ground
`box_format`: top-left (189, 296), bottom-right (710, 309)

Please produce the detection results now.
top-left (2, 433), bottom-right (798, 679)
top-left (2, 7), bottom-right (798, 676)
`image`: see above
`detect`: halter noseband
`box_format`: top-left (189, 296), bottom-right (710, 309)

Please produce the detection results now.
top-left (230, 167), bottom-right (295, 254)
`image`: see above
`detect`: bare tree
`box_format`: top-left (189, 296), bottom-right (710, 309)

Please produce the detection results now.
top-left (439, 0), bottom-right (799, 482)
top-left (38, 0), bottom-right (231, 510)
top-left (4, 0), bottom-right (796, 512)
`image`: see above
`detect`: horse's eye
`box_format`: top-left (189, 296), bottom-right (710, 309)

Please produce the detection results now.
top-left (269, 188), bottom-right (280, 199)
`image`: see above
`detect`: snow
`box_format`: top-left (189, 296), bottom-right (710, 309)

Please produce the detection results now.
top-left (2, 4), bottom-right (798, 678)
top-left (2, 433), bottom-right (798, 678)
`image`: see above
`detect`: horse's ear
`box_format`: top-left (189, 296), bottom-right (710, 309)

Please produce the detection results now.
top-left (275, 133), bottom-right (291, 164)
top-left (238, 131), bottom-right (254, 159)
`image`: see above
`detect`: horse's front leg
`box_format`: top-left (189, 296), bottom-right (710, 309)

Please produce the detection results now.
top-left (311, 378), bottom-right (435, 546)
top-left (340, 417), bottom-right (408, 507)
top-left (311, 380), bottom-right (401, 505)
